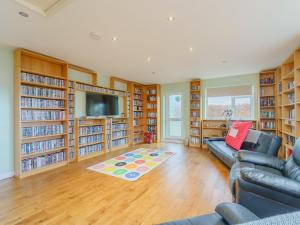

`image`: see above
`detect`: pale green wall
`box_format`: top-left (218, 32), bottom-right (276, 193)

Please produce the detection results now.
top-left (202, 73), bottom-right (259, 119)
top-left (161, 82), bottom-right (190, 141)
top-left (0, 46), bottom-right (14, 178)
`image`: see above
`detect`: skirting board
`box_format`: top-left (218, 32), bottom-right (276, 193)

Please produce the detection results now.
top-left (0, 171), bottom-right (14, 181)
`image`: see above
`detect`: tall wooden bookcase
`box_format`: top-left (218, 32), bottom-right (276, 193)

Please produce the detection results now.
top-left (189, 80), bottom-right (201, 147)
top-left (259, 70), bottom-right (277, 134)
top-left (14, 49), bottom-right (69, 178)
top-left (131, 83), bottom-right (146, 145)
top-left (145, 84), bottom-right (161, 143)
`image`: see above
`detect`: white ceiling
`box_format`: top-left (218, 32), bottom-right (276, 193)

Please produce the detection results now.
top-left (1, 0), bottom-right (300, 84)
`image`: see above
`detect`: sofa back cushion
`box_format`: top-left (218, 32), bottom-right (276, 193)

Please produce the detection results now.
top-left (225, 121), bottom-right (252, 150)
top-left (284, 138), bottom-right (300, 182)
top-left (254, 133), bottom-right (281, 156)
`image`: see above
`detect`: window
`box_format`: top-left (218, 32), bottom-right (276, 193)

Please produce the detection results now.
top-left (166, 94), bottom-right (182, 138)
top-left (206, 85), bottom-right (254, 120)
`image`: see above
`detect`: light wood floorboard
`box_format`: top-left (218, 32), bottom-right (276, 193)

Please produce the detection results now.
top-left (0, 143), bottom-right (231, 225)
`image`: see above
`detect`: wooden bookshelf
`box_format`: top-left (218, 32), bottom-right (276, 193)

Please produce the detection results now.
top-left (201, 120), bottom-right (257, 148)
top-left (75, 118), bottom-right (106, 161)
top-left (189, 80), bottom-right (201, 148)
top-left (145, 84), bottom-right (161, 143)
top-left (68, 80), bottom-right (76, 162)
top-left (275, 47), bottom-right (300, 160)
top-left (259, 70), bottom-right (277, 134)
top-left (131, 83), bottom-right (146, 145)
top-left (111, 117), bottom-right (129, 151)
top-left (14, 49), bottom-right (69, 178)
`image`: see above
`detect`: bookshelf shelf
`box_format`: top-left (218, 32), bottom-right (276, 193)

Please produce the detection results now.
top-left (189, 80), bottom-right (202, 148)
top-left (14, 49), bottom-right (69, 178)
top-left (76, 118), bottom-right (106, 161)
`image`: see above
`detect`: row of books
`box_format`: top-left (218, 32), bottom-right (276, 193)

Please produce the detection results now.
top-left (21, 97), bottom-right (65, 109)
top-left (260, 98), bottom-right (275, 107)
top-left (147, 112), bottom-right (157, 118)
top-left (112, 131), bottom-right (127, 139)
top-left (69, 108), bottom-right (75, 114)
top-left (288, 108), bottom-right (295, 119)
top-left (288, 93), bottom-right (295, 104)
top-left (147, 103), bottom-right (156, 109)
top-left (112, 123), bottom-right (126, 131)
top-left (134, 88), bottom-right (142, 94)
top-left (76, 83), bottom-right (127, 97)
top-left (21, 72), bottom-right (65, 87)
top-left (22, 125), bottom-right (64, 138)
top-left (21, 86), bottom-right (65, 98)
top-left (79, 125), bottom-right (103, 135)
top-left (191, 103), bottom-right (200, 109)
top-left (191, 121), bottom-right (201, 127)
top-left (133, 119), bottom-right (141, 126)
top-left (147, 118), bottom-right (156, 125)
top-left (261, 111), bottom-right (275, 119)
top-left (191, 128), bottom-right (200, 135)
top-left (190, 137), bottom-right (201, 145)
top-left (134, 94), bottom-right (142, 99)
top-left (134, 137), bottom-right (143, 143)
top-left (147, 96), bottom-right (156, 101)
top-left (106, 118), bottom-right (112, 150)
top-left (288, 81), bottom-right (295, 90)
top-left (21, 138), bottom-right (65, 155)
top-left (147, 89), bottom-right (156, 95)
top-left (191, 85), bottom-right (200, 91)
top-left (147, 126), bottom-right (156, 132)
top-left (79, 143), bottom-right (103, 157)
top-left (191, 112), bottom-right (200, 117)
top-left (21, 110), bottom-right (65, 121)
top-left (69, 147), bottom-right (76, 160)
top-left (134, 111), bottom-right (143, 118)
top-left (260, 76), bottom-right (275, 85)
top-left (21, 151), bottom-right (65, 172)
top-left (278, 82), bottom-right (282, 93)
top-left (133, 99), bottom-right (143, 106)
top-left (260, 121), bottom-right (276, 129)
top-left (79, 134), bottom-right (103, 145)
top-left (112, 138), bottom-right (127, 147)
top-left (134, 106), bottom-right (143, 111)
top-left (286, 135), bottom-right (296, 146)
top-left (191, 94), bottom-right (200, 100)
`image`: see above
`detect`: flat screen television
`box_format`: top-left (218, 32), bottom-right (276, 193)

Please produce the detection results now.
top-left (86, 93), bottom-right (119, 116)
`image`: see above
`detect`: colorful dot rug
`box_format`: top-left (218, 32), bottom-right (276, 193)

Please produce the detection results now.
top-left (87, 148), bottom-right (175, 181)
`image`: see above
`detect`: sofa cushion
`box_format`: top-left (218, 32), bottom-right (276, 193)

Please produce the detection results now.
top-left (157, 213), bottom-right (224, 225)
top-left (225, 121), bottom-right (252, 150)
top-left (209, 141), bottom-right (236, 162)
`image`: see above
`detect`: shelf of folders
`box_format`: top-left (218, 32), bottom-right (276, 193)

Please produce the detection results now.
top-left (75, 118), bottom-right (106, 162)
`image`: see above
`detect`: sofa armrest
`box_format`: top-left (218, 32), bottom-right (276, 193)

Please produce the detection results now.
top-left (237, 151), bottom-right (285, 171)
top-left (241, 168), bottom-right (300, 198)
top-left (206, 137), bottom-right (225, 142)
top-left (215, 202), bottom-right (259, 224)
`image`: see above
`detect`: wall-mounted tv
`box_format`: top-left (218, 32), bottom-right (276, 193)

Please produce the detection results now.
top-left (86, 93), bottom-right (119, 116)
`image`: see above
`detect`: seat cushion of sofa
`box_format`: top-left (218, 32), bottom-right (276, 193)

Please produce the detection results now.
top-left (157, 213), bottom-right (225, 225)
top-left (209, 141), bottom-right (236, 162)
top-left (230, 162), bottom-right (283, 195)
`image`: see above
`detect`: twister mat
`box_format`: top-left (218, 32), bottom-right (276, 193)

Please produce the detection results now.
top-left (87, 148), bottom-right (175, 181)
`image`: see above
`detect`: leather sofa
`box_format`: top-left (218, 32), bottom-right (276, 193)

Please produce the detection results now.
top-left (230, 138), bottom-right (300, 218)
top-left (205, 132), bottom-right (282, 168)
top-left (157, 202), bottom-right (300, 225)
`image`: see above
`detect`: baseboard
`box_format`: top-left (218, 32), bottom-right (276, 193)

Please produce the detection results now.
top-left (0, 171), bottom-right (14, 181)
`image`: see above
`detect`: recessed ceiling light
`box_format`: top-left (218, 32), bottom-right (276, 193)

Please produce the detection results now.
top-left (112, 36), bottom-right (118, 41)
top-left (152, 72), bottom-right (156, 75)
top-left (19, 11), bottom-right (29, 17)
top-left (147, 57), bottom-right (151, 62)
top-left (168, 16), bottom-right (174, 21)
top-left (89, 32), bottom-right (101, 40)
top-left (221, 60), bottom-right (227, 63)
top-left (189, 47), bottom-right (193, 52)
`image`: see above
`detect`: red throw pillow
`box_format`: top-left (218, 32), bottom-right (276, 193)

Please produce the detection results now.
top-left (225, 121), bottom-right (252, 150)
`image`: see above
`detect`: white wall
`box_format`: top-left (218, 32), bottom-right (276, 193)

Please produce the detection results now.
top-left (0, 45), bottom-right (14, 180)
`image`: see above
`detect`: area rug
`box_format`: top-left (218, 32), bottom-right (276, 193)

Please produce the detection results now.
top-left (87, 148), bottom-right (175, 181)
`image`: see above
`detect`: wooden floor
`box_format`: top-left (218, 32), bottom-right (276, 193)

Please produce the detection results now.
top-left (0, 143), bottom-right (231, 225)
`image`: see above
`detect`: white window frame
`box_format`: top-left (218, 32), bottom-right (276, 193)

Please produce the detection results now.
top-left (205, 86), bottom-right (255, 120)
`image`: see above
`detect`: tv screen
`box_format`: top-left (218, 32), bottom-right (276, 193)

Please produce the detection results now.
top-left (86, 93), bottom-right (119, 116)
